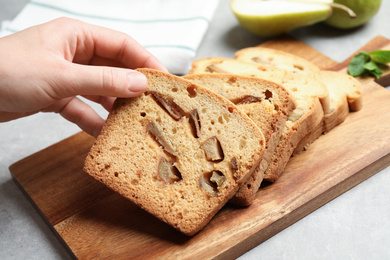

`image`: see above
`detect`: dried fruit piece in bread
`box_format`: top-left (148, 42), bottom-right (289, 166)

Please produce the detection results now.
top-left (184, 73), bottom-right (296, 205)
top-left (83, 68), bottom-right (265, 236)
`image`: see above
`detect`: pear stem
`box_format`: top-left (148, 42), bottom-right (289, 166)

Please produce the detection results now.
top-left (262, 0), bottom-right (357, 18)
top-left (329, 3), bottom-right (357, 18)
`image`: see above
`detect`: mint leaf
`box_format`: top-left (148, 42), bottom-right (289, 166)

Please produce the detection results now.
top-left (348, 50), bottom-right (390, 78)
top-left (363, 61), bottom-right (383, 79)
top-left (348, 52), bottom-right (369, 77)
top-left (367, 50), bottom-right (390, 64)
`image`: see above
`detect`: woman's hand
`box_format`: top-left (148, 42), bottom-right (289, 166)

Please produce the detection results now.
top-left (0, 17), bottom-right (167, 137)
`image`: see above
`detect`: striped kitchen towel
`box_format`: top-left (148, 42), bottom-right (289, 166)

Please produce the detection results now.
top-left (0, 0), bottom-right (219, 75)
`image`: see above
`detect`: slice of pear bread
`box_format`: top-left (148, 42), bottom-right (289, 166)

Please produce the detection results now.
top-left (293, 70), bottom-right (363, 154)
top-left (183, 73), bottom-right (296, 205)
top-left (188, 58), bottom-right (329, 182)
top-left (235, 46), bottom-right (321, 73)
top-left (83, 68), bottom-right (265, 235)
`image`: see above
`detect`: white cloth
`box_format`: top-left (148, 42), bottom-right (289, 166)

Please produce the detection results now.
top-left (0, 0), bottom-right (219, 75)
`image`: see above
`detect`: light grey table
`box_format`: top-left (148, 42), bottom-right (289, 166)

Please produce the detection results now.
top-left (1, 0), bottom-right (389, 259)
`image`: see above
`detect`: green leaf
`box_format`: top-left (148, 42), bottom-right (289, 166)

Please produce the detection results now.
top-left (348, 49), bottom-right (390, 79)
top-left (363, 61), bottom-right (383, 79)
top-left (348, 52), bottom-right (369, 77)
top-left (367, 50), bottom-right (390, 64)
top-left (363, 61), bottom-right (378, 70)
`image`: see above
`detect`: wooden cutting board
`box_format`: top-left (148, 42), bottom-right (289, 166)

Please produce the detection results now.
top-left (9, 36), bottom-right (390, 260)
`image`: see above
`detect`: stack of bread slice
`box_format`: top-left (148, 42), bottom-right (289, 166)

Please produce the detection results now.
top-left (234, 47), bottom-right (363, 155)
top-left (83, 47), bottom-right (363, 236)
top-left (188, 47), bottom-right (363, 205)
top-left (183, 73), bottom-right (296, 205)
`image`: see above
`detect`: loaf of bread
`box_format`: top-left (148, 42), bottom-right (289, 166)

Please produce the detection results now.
top-left (183, 73), bottom-right (296, 205)
top-left (83, 68), bottom-right (265, 235)
top-left (188, 58), bottom-right (330, 182)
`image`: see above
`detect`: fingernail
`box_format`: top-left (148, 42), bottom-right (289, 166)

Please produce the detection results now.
top-left (127, 72), bottom-right (148, 93)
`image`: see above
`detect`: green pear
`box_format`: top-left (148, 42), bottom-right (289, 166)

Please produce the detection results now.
top-left (231, 0), bottom-right (355, 37)
top-left (325, 0), bottom-right (382, 29)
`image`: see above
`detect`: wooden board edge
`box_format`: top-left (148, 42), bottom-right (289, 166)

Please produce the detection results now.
top-left (213, 151), bottom-right (390, 260)
top-left (8, 130), bottom-right (95, 260)
top-left (256, 34), bottom-right (338, 69)
top-left (331, 35), bottom-right (389, 70)
top-left (8, 131), bottom-right (92, 174)
top-left (9, 172), bottom-right (78, 260)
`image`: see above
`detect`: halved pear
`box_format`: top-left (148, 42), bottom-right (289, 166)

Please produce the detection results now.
top-left (231, 0), bottom-right (351, 37)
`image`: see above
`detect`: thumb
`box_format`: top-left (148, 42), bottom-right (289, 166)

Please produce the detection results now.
top-left (61, 63), bottom-right (148, 98)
